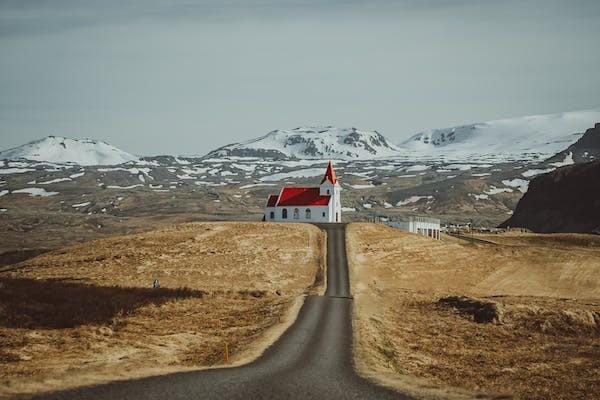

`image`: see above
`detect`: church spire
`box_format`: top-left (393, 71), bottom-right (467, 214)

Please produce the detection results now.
top-left (321, 161), bottom-right (338, 184)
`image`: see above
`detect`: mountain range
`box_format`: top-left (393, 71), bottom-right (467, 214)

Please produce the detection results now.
top-left (1, 109), bottom-right (599, 165)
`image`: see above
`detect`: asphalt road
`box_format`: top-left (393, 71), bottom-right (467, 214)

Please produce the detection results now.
top-left (38, 223), bottom-right (410, 400)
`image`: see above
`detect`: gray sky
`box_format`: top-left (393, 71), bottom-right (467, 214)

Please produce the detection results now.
top-left (1, 0), bottom-right (599, 156)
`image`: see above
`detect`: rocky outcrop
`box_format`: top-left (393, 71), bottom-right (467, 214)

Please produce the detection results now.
top-left (500, 160), bottom-right (600, 233)
top-left (546, 123), bottom-right (600, 164)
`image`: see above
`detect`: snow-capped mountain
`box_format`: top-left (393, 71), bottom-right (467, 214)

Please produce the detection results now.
top-left (399, 109), bottom-right (600, 162)
top-left (205, 126), bottom-right (401, 160)
top-left (0, 136), bottom-right (138, 166)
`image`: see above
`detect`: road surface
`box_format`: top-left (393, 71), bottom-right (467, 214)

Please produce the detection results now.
top-left (38, 223), bottom-right (410, 400)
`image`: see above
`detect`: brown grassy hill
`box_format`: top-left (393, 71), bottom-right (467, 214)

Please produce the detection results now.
top-left (0, 222), bottom-right (325, 398)
top-left (347, 223), bottom-right (600, 400)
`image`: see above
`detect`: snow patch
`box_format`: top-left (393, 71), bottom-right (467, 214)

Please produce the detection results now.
top-left (522, 168), bottom-right (555, 178)
top-left (396, 195), bottom-right (433, 206)
top-left (12, 187), bottom-right (59, 197)
top-left (502, 179), bottom-right (529, 193)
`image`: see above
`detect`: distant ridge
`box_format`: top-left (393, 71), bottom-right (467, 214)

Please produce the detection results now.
top-left (0, 136), bottom-right (138, 166)
top-left (204, 126), bottom-right (401, 160)
top-left (399, 109), bottom-right (600, 161)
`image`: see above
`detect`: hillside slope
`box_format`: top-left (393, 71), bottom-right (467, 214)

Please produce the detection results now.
top-left (0, 136), bottom-right (138, 165)
top-left (400, 109), bottom-right (600, 162)
top-left (205, 126), bottom-right (401, 160)
top-left (546, 123), bottom-right (600, 165)
top-left (500, 161), bottom-right (600, 233)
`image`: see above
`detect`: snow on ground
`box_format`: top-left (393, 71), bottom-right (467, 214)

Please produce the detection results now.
top-left (404, 164), bottom-right (429, 172)
top-left (106, 184), bottom-right (143, 189)
top-left (383, 202), bottom-right (393, 208)
top-left (341, 207), bottom-right (356, 212)
top-left (348, 183), bottom-right (375, 189)
top-left (0, 190), bottom-right (8, 197)
top-left (396, 195), bottom-right (433, 206)
top-left (398, 174), bottom-right (416, 178)
top-left (446, 164), bottom-right (477, 171)
top-left (37, 177), bottom-right (72, 185)
top-left (239, 183), bottom-right (277, 189)
top-left (471, 173), bottom-right (491, 177)
top-left (0, 208), bottom-right (6, 212)
top-left (210, 127), bottom-right (401, 160)
top-left (195, 181), bottom-right (227, 187)
top-left (72, 202), bottom-right (91, 208)
top-left (502, 179), bottom-right (529, 193)
top-left (259, 167), bottom-right (325, 182)
top-left (521, 168), bottom-right (555, 178)
top-left (69, 172), bottom-right (85, 178)
top-left (12, 188), bottom-right (59, 197)
top-left (345, 171), bottom-right (375, 178)
top-left (231, 163), bottom-right (257, 172)
top-left (485, 186), bottom-right (513, 195)
top-left (362, 203), bottom-right (372, 209)
top-left (0, 136), bottom-right (138, 165)
top-left (174, 157), bottom-right (190, 165)
top-left (550, 151), bottom-right (575, 168)
top-left (469, 193), bottom-right (489, 200)
top-left (374, 165), bottom-right (397, 171)
top-left (399, 109), bottom-right (600, 162)
top-left (0, 168), bottom-right (35, 174)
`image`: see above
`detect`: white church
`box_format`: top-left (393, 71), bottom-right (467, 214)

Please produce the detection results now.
top-left (264, 161), bottom-right (342, 223)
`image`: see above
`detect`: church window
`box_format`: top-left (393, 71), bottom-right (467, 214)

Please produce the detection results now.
top-left (293, 208), bottom-right (299, 219)
top-left (305, 209), bottom-right (311, 219)
top-left (282, 209), bottom-right (288, 219)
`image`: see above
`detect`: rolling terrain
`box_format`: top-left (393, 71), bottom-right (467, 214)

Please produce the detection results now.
top-left (347, 223), bottom-right (600, 399)
top-left (0, 222), bottom-right (325, 398)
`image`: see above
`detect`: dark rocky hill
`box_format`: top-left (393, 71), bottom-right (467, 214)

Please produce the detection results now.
top-left (500, 160), bottom-right (600, 233)
top-left (546, 123), bottom-right (600, 164)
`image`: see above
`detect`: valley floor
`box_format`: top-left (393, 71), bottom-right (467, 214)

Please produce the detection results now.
top-left (0, 222), bottom-right (325, 398)
top-left (348, 223), bottom-right (600, 399)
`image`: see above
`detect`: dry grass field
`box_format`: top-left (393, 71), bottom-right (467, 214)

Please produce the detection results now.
top-left (0, 222), bottom-right (325, 398)
top-left (347, 223), bottom-right (600, 400)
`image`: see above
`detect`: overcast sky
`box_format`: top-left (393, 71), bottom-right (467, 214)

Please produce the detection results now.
top-left (1, 0), bottom-right (599, 156)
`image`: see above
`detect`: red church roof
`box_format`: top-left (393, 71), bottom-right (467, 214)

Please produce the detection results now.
top-left (276, 187), bottom-right (331, 206)
top-left (266, 194), bottom-right (278, 207)
top-left (321, 161), bottom-right (337, 184)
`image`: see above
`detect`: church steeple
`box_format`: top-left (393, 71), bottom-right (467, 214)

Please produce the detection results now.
top-left (321, 161), bottom-right (338, 185)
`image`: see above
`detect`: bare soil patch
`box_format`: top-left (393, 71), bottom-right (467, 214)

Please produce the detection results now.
top-left (347, 223), bottom-right (600, 400)
top-left (0, 222), bottom-right (325, 398)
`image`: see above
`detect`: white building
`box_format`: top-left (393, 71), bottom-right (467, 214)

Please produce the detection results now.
top-left (381, 216), bottom-right (441, 239)
top-left (264, 162), bottom-right (342, 223)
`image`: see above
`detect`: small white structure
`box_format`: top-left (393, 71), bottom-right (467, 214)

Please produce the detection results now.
top-left (264, 161), bottom-right (342, 223)
top-left (381, 216), bottom-right (441, 239)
